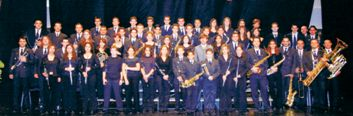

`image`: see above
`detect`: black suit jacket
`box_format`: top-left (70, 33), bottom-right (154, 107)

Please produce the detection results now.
top-left (25, 28), bottom-right (48, 48)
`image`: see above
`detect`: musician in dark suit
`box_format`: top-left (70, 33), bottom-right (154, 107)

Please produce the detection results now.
top-left (303, 39), bottom-right (326, 111)
top-left (280, 37), bottom-right (296, 108)
top-left (136, 24), bottom-right (146, 42)
top-left (48, 22), bottom-right (67, 48)
top-left (93, 26), bottom-right (112, 45)
top-left (124, 28), bottom-right (143, 56)
top-left (161, 16), bottom-right (172, 36)
top-left (171, 24), bottom-right (181, 51)
top-left (323, 39), bottom-right (340, 111)
top-left (126, 16), bottom-right (138, 33)
top-left (292, 40), bottom-right (309, 108)
top-left (144, 16), bottom-right (155, 32)
top-left (228, 32), bottom-right (243, 57)
top-left (172, 46), bottom-right (186, 112)
top-left (90, 17), bottom-right (102, 37)
top-left (202, 48), bottom-right (220, 115)
top-left (55, 38), bottom-right (70, 60)
top-left (308, 26), bottom-right (323, 46)
top-left (247, 38), bottom-right (271, 112)
top-left (177, 18), bottom-right (186, 36)
top-left (25, 20), bottom-right (48, 50)
top-left (107, 17), bottom-right (121, 38)
top-left (186, 24), bottom-right (199, 46)
top-left (193, 19), bottom-right (202, 36)
top-left (33, 36), bottom-right (52, 113)
top-left (286, 25), bottom-right (304, 49)
top-left (8, 36), bottom-right (34, 114)
top-left (69, 23), bottom-right (84, 56)
top-left (300, 25), bottom-right (310, 50)
top-left (264, 22), bottom-right (282, 48)
top-left (183, 51), bottom-right (202, 116)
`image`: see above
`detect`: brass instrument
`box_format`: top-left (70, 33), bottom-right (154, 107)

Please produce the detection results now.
top-left (11, 50), bottom-right (29, 71)
top-left (246, 51), bottom-right (271, 77)
top-left (133, 43), bottom-right (146, 57)
top-left (327, 53), bottom-right (347, 79)
top-left (302, 38), bottom-right (348, 86)
top-left (181, 71), bottom-right (204, 88)
top-left (286, 76), bottom-right (297, 107)
top-left (266, 56), bottom-right (285, 75)
top-left (297, 61), bottom-right (305, 98)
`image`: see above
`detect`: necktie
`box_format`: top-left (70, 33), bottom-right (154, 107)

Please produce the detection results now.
top-left (36, 30), bottom-right (40, 38)
top-left (20, 48), bottom-right (24, 55)
top-left (256, 50), bottom-right (260, 56)
top-left (56, 32), bottom-right (59, 37)
top-left (190, 60), bottom-right (193, 64)
top-left (274, 34), bottom-right (277, 38)
top-left (293, 35), bottom-right (297, 47)
top-left (209, 60), bottom-right (212, 64)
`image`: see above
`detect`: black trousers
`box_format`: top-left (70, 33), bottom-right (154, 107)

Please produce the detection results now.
top-left (13, 77), bottom-right (30, 111)
top-left (311, 75), bottom-right (327, 109)
top-left (41, 75), bottom-right (59, 111)
top-left (81, 74), bottom-right (97, 112)
top-left (125, 73), bottom-right (141, 112)
top-left (142, 76), bottom-right (156, 110)
top-left (62, 75), bottom-right (77, 111)
top-left (268, 73), bottom-right (284, 109)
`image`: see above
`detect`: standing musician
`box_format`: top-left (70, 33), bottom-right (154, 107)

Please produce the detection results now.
top-left (219, 45), bottom-right (234, 114)
top-left (280, 37), bottom-right (296, 107)
top-left (140, 46), bottom-right (156, 113)
top-left (9, 36), bottom-right (34, 114)
top-left (172, 46), bottom-right (187, 113)
top-left (155, 45), bottom-right (173, 112)
top-left (80, 43), bottom-right (99, 114)
top-left (60, 44), bottom-right (80, 114)
top-left (266, 40), bottom-right (284, 111)
top-left (183, 51), bottom-right (202, 116)
top-left (95, 39), bottom-right (109, 99)
top-left (247, 37), bottom-right (271, 112)
top-left (303, 39), bottom-right (326, 111)
top-left (102, 45), bottom-right (125, 114)
top-left (39, 45), bottom-right (60, 114)
top-left (124, 28), bottom-right (143, 56)
top-left (202, 48), bottom-right (220, 115)
top-left (233, 46), bottom-right (250, 114)
top-left (33, 36), bottom-right (51, 113)
top-left (123, 46), bottom-right (142, 114)
top-left (292, 39), bottom-right (308, 108)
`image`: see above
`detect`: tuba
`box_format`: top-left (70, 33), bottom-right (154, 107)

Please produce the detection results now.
top-left (327, 54), bottom-right (346, 79)
top-left (302, 38), bottom-right (348, 86)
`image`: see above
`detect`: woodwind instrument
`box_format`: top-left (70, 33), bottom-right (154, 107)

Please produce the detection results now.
top-left (286, 76), bottom-right (297, 107)
top-left (246, 51), bottom-right (271, 77)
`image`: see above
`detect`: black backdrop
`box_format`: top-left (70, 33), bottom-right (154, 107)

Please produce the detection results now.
top-left (0, 0), bottom-right (352, 113)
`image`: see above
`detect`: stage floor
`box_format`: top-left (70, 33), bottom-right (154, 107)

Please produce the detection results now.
top-left (0, 107), bottom-right (348, 116)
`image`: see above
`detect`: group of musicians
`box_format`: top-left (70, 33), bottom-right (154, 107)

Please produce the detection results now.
top-left (8, 16), bottom-right (340, 115)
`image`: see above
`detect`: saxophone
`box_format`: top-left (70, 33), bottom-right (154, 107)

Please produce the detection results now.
top-left (181, 71), bottom-right (204, 88)
top-left (246, 51), bottom-right (271, 77)
top-left (266, 56), bottom-right (285, 75)
top-left (133, 42), bottom-right (146, 57)
top-left (302, 38), bottom-right (348, 86)
top-left (286, 76), bottom-right (297, 107)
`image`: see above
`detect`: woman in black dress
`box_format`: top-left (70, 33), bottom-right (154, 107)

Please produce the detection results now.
top-left (39, 45), bottom-right (60, 114)
top-left (155, 45), bottom-right (173, 112)
top-left (80, 42), bottom-right (99, 114)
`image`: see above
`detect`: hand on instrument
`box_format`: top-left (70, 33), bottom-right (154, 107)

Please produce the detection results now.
top-left (9, 74), bottom-right (14, 79)
top-left (177, 76), bottom-right (183, 82)
top-left (208, 76), bottom-right (214, 81)
top-left (34, 74), bottom-right (39, 78)
top-left (163, 75), bottom-right (169, 81)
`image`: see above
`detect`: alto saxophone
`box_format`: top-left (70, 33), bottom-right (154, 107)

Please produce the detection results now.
top-left (286, 76), bottom-right (297, 107)
top-left (302, 38), bottom-right (348, 86)
top-left (134, 42), bottom-right (146, 57)
top-left (266, 56), bottom-right (285, 75)
top-left (246, 51), bottom-right (271, 77)
top-left (181, 71), bottom-right (204, 88)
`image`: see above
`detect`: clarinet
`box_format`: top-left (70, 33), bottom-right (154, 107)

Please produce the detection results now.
top-left (43, 62), bottom-right (50, 90)
top-left (68, 59), bottom-right (73, 85)
top-left (222, 58), bottom-right (232, 87)
top-left (85, 59), bottom-right (88, 84)
top-left (155, 62), bottom-right (172, 86)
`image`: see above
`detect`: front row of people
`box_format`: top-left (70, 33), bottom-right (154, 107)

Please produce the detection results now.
top-left (8, 36), bottom-right (338, 115)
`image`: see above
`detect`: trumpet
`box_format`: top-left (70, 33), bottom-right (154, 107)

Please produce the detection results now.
top-left (11, 50), bottom-right (29, 71)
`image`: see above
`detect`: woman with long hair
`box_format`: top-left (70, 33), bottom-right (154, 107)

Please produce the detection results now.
top-left (140, 45), bottom-right (156, 112)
